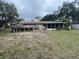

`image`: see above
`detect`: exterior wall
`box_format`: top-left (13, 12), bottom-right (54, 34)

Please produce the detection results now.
top-left (43, 24), bottom-right (64, 29)
top-left (72, 24), bottom-right (79, 30)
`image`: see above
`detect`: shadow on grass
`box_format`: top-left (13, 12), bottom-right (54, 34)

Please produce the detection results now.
top-left (0, 29), bottom-right (11, 36)
top-left (0, 56), bottom-right (5, 59)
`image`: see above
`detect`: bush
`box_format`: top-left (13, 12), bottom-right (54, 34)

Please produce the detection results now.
top-left (0, 51), bottom-right (4, 56)
top-left (61, 17), bottom-right (71, 30)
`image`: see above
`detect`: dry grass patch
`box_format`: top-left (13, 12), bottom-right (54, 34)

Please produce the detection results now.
top-left (0, 32), bottom-right (54, 59)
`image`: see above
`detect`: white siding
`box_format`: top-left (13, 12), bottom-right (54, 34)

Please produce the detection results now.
top-left (72, 24), bottom-right (79, 30)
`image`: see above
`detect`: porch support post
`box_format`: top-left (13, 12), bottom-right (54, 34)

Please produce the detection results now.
top-left (23, 28), bottom-right (25, 31)
top-left (55, 24), bottom-right (56, 28)
top-left (24, 28), bottom-right (26, 31)
top-left (19, 28), bottom-right (20, 32)
top-left (18, 28), bottom-right (19, 32)
top-left (24, 28), bottom-right (25, 31)
top-left (63, 24), bottom-right (64, 29)
top-left (47, 24), bottom-right (48, 29)
top-left (59, 24), bottom-right (60, 29)
top-left (14, 28), bottom-right (16, 32)
top-left (33, 25), bottom-right (34, 30)
top-left (51, 24), bottom-right (52, 29)
top-left (15, 28), bottom-right (17, 32)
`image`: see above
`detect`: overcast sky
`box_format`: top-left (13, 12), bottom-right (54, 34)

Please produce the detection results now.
top-left (5, 0), bottom-right (74, 20)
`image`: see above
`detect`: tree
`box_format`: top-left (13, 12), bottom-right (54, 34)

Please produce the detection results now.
top-left (61, 16), bottom-right (72, 30)
top-left (16, 18), bottom-right (24, 24)
top-left (35, 16), bottom-right (41, 20)
top-left (0, 0), bottom-right (6, 29)
top-left (41, 14), bottom-right (58, 21)
top-left (58, 2), bottom-right (78, 23)
top-left (8, 3), bottom-right (18, 22)
top-left (0, 0), bottom-right (19, 29)
top-left (0, 20), bottom-right (5, 29)
top-left (41, 0), bottom-right (79, 23)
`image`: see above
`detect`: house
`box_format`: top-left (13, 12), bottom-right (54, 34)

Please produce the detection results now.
top-left (11, 21), bottom-right (66, 32)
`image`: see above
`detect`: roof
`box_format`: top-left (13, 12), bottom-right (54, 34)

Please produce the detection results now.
top-left (21, 21), bottom-right (65, 25)
top-left (11, 21), bottom-right (66, 28)
top-left (11, 24), bottom-right (36, 28)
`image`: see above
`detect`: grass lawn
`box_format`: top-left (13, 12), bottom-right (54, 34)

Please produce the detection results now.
top-left (48, 30), bottom-right (79, 59)
top-left (0, 29), bottom-right (11, 36)
top-left (0, 30), bottom-right (79, 59)
top-left (0, 56), bottom-right (4, 59)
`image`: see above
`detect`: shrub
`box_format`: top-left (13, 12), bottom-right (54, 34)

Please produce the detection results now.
top-left (61, 17), bottom-right (72, 30)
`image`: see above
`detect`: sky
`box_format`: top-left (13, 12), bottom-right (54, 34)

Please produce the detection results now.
top-left (5, 0), bottom-right (74, 20)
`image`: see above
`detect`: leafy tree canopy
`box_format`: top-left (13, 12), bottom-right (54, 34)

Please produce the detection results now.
top-left (0, 0), bottom-right (20, 29)
top-left (41, 0), bottom-right (79, 23)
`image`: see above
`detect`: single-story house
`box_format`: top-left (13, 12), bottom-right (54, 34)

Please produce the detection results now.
top-left (11, 21), bottom-right (66, 32)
